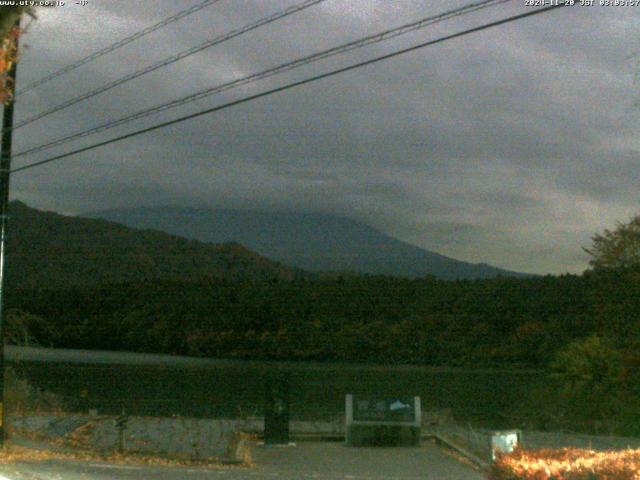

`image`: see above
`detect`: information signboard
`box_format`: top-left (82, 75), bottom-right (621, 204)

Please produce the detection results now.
top-left (352, 396), bottom-right (417, 423)
top-left (345, 394), bottom-right (421, 446)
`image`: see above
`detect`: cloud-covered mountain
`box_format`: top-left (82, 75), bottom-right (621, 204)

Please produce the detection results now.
top-left (86, 206), bottom-right (531, 279)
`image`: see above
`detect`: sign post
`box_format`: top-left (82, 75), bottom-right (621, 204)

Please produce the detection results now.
top-left (490, 430), bottom-right (521, 461)
top-left (0, 18), bottom-right (20, 447)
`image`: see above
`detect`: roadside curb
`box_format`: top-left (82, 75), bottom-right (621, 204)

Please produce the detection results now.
top-left (425, 433), bottom-right (489, 470)
top-left (9, 436), bottom-right (249, 467)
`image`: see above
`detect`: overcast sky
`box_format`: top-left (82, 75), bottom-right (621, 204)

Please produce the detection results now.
top-left (8, 0), bottom-right (640, 275)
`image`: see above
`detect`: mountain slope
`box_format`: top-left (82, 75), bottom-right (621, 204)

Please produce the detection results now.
top-left (5, 201), bottom-right (303, 289)
top-left (85, 206), bottom-right (530, 279)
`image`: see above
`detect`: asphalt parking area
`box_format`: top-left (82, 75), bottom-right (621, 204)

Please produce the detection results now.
top-left (0, 440), bottom-right (483, 480)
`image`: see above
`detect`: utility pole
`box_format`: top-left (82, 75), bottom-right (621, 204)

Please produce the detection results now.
top-left (0, 18), bottom-right (20, 447)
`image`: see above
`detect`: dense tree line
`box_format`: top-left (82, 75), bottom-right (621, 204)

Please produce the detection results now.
top-left (6, 267), bottom-right (639, 367)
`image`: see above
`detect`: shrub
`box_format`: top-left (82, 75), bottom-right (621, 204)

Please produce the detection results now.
top-left (487, 447), bottom-right (640, 480)
top-left (549, 335), bottom-right (624, 432)
top-left (5, 367), bottom-right (66, 416)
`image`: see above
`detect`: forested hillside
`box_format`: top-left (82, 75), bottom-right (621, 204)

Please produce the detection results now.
top-left (5, 201), bottom-right (304, 288)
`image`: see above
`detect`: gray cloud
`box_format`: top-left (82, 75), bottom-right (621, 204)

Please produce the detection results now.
top-left (8, 0), bottom-right (640, 275)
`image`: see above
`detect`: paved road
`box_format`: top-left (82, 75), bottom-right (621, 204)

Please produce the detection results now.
top-left (0, 441), bottom-right (483, 480)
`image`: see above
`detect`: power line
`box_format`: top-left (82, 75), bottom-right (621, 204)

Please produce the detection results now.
top-left (9, 0), bottom-right (327, 132)
top-left (15, 0), bottom-right (224, 97)
top-left (14, 0), bottom-right (510, 159)
top-left (12, 3), bottom-right (569, 174)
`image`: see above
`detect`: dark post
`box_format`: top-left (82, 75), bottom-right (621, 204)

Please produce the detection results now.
top-left (264, 372), bottom-right (290, 445)
top-left (0, 19), bottom-right (20, 447)
top-left (116, 407), bottom-right (128, 453)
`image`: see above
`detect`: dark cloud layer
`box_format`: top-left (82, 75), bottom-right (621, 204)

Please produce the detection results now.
top-left (9, 0), bottom-right (640, 274)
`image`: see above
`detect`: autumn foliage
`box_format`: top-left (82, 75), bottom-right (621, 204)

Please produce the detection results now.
top-left (488, 448), bottom-right (640, 480)
top-left (0, 23), bottom-right (20, 103)
top-left (0, 6), bottom-right (34, 103)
